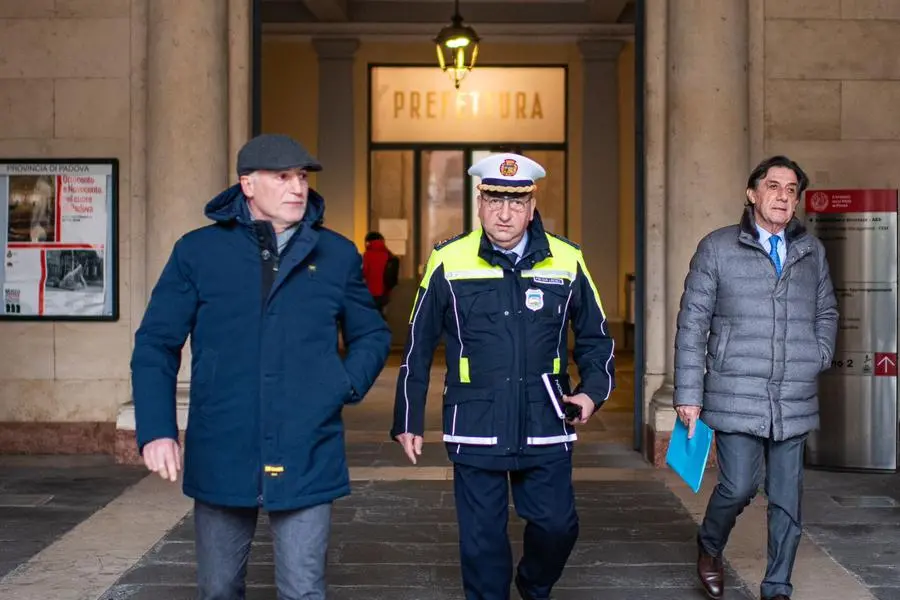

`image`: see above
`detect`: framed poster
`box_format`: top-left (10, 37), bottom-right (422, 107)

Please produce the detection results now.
top-left (0, 159), bottom-right (119, 321)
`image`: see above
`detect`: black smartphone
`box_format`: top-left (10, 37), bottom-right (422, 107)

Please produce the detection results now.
top-left (564, 402), bottom-right (582, 422)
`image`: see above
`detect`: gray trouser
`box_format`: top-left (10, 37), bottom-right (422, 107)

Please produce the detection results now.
top-left (194, 500), bottom-right (332, 600)
top-left (698, 431), bottom-right (806, 599)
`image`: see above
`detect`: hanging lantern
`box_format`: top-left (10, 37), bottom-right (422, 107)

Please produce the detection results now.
top-left (434, 0), bottom-right (480, 89)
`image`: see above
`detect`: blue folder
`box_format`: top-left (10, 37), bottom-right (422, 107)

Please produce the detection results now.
top-left (665, 417), bottom-right (713, 493)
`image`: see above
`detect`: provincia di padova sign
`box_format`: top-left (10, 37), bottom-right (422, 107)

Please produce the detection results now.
top-left (0, 159), bottom-right (118, 321)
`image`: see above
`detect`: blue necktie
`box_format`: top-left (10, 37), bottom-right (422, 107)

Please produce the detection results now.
top-left (769, 236), bottom-right (782, 276)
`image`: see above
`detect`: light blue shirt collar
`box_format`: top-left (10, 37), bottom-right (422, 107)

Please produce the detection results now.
top-left (756, 224), bottom-right (785, 245)
top-left (492, 231), bottom-right (529, 263)
top-left (756, 224), bottom-right (786, 263)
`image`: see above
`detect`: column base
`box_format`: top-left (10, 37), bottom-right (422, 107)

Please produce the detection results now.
top-left (0, 422), bottom-right (115, 455)
top-left (645, 383), bottom-right (677, 466)
top-left (115, 386), bottom-right (190, 465)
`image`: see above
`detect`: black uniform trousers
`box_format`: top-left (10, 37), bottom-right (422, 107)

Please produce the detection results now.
top-left (453, 453), bottom-right (579, 600)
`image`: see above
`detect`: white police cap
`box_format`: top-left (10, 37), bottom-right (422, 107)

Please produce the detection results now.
top-left (468, 153), bottom-right (546, 195)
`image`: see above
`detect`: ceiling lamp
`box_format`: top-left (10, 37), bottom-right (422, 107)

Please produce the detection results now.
top-left (434, 0), bottom-right (480, 89)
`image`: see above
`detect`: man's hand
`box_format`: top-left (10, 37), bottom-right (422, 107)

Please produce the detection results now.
top-left (394, 433), bottom-right (424, 465)
top-left (675, 405), bottom-right (702, 439)
top-left (563, 393), bottom-right (596, 425)
top-left (142, 438), bottom-right (181, 482)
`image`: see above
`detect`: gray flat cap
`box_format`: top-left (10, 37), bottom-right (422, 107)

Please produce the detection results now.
top-left (236, 134), bottom-right (322, 175)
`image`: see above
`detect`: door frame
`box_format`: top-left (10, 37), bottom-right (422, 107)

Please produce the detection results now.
top-left (633, 0), bottom-right (647, 451)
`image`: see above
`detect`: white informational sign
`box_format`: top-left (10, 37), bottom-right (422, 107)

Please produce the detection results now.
top-left (1, 161), bottom-right (118, 320)
top-left (384, 238), bottom-right (407, 256)
top-left (371, 67), bottom-right (567, 144)
top-left (377, 218), bottom-right (408, 240)
top-left (804, 189), bottom-right (898, 471)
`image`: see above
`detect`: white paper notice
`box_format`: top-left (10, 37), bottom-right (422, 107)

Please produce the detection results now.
top-left (58, 174), bottom-right (108, 244)
top-left (42, 247), bottom-right (106, 316)
top-left (4, 248), bottom-right (42, 283)
top-left (378, 219), bottom-right (408, 240)
top-left (385, 238), bottom-right (407, 256)
top-left (3, 248), bottom-right (42, 315)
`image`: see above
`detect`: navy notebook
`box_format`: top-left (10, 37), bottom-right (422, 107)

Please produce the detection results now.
top-left (665, 417), bottom-right (713, 493)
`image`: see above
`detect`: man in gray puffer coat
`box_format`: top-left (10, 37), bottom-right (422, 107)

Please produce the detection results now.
top-left (673, 155), bottom-right (838, 600)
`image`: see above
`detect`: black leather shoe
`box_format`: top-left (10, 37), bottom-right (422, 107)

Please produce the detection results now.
top-left (515, 575), bottom-right (535, 600)
top-left (697, 547), bottom-right (724, 599)
top-left (763, 596), bottom-right (790, 600)
top-left (515, 574), bottom-right (551, 600)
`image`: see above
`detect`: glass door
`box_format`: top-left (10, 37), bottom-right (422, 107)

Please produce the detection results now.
top-left (369, 150), bottom-right (416, 279)
top-left (468, 149), bottom-right (492, 231)
top-left (369, 147), bottom-right (567, 277)
top-left (419, 150), bottom-right (465, 270)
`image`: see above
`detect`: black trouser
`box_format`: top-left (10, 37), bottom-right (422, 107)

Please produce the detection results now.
top-left (699, 432), bottom-right (806, 599)
top-left (453, 454), bottom-right (579, 600)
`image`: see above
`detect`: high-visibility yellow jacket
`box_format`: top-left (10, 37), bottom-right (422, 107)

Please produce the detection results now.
top-left (390, 213), bottom-right (616, 467)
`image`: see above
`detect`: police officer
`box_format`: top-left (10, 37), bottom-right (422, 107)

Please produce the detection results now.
top-left (390, 153), bottom-right (616, 600)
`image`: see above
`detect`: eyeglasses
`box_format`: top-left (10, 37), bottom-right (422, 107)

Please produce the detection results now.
top-left (482, 196), bottom-right (532, 213)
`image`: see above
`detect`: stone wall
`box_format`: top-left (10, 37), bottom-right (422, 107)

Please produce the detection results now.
top-left (762, 0), bottom-right (900, 189)
top-left (0, 0), bottom-right (143, 453)
top-left (0, 0), bottom-right (250, 457)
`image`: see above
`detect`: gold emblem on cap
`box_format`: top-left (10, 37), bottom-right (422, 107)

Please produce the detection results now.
top-left (499, 159), bottom-right (518, 177)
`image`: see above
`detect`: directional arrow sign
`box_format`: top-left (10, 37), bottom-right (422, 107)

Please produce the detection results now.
top-left (875, 352), bottom-right (897, 377)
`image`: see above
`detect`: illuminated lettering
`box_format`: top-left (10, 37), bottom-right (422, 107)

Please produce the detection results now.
top-left (389, 90), bottom-right (545, 120)
top-left (393, 91), bottom-right (404, 118)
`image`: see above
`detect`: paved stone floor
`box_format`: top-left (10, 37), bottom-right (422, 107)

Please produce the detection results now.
top-left (0, 353), bottom-right (898, 599)
top-left (0, 455), bottom-right (145, 578)
top-left (800, 469), bottom-right (900, 600)
top-left (99, 476), bottom-right (754, 600)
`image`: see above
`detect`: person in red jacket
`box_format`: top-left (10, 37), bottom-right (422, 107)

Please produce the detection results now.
top-left (362, 231), bottom-right (397, 314)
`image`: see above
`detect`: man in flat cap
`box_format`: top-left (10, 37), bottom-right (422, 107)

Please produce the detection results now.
top-left (391, 153), bottom-right (615, 600)
top-left (132, 133), bottom-right (391, 599)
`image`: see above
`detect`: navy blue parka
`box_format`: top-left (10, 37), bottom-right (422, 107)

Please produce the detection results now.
top-left (131, 185), bottom-right (391, 510)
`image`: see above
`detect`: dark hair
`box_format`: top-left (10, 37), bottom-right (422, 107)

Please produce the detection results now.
top-left (746, 155), bottom-right (809, 203)
top-left (365, 231), bottom-right (384, 243)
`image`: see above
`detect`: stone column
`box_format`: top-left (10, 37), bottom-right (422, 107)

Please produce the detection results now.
top-left (313, 39), bottom-right (359, 240)
top-left (116, 0), bottom-right (232, 464)
top-left (146, 0), bottom-right (229, 287)
top-left (647, 0), bottom-right (749, 465)
top-left (643, 0), bottom-right (667, 427)
top-left (228, 0), bottom-right (253, 184)
top-left (578, 39), bottom-right (623, 333)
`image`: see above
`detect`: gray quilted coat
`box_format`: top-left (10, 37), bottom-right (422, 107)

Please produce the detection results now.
top-left (673, 206), bottom-right (839, 441)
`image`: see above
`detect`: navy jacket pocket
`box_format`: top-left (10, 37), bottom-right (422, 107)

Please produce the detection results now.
top-left (442, 385), bottom-right (497, 446)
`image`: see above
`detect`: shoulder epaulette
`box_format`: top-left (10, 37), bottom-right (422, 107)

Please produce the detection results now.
top-left (434, 232), bottom-right (467, 250)
top-left (547, 231), bottom-right (580, 250)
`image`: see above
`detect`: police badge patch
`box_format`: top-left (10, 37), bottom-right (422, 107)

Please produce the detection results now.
top-left (499, 158), bottom-right (518, 177)
top-left (525, 288), bottom-right (544, 311)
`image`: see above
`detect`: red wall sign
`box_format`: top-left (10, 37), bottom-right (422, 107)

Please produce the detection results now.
top-left (805, 189), bottom-right (899, 214)
top-left (875, 353), bottom-right (897, 377)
